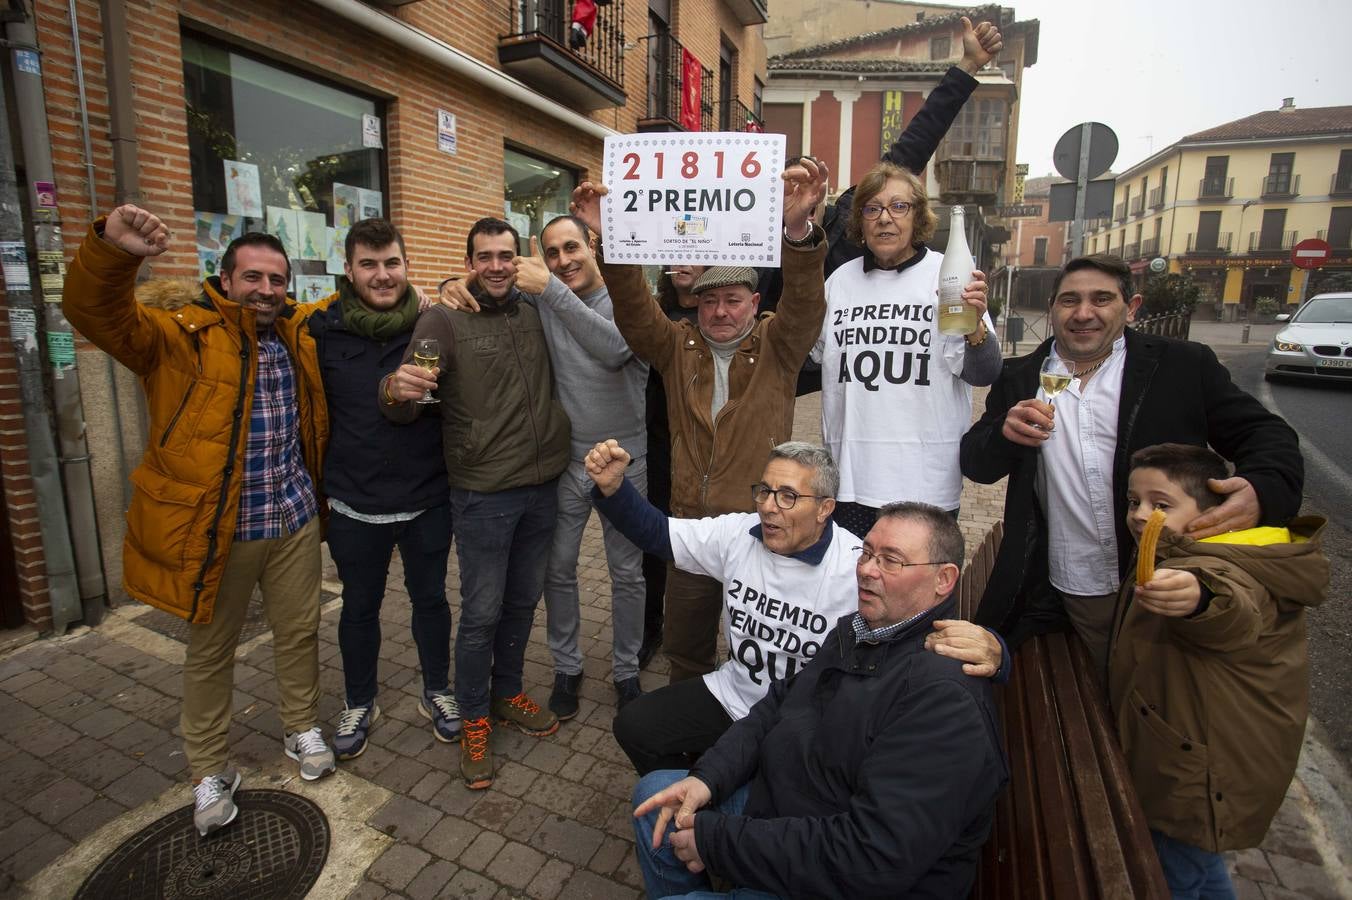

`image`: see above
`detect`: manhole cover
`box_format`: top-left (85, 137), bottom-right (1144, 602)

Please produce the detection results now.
top-left (75, 790), bottom-right (329, 900)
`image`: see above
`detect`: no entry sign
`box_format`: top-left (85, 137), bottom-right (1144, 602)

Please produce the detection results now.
top-left (1291, 238), bottom-right (1331, 270)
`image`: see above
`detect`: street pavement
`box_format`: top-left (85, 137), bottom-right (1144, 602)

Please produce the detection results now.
top-left (0, 370), bottom-right (1349, 898)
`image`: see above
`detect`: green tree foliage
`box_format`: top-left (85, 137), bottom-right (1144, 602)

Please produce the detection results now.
top-left (1140, 273), bottom-right (1202, 318)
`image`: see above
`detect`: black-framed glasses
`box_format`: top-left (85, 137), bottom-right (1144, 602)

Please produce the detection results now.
top-left (751, 483), bottom-right (824, 510)
top-left (860, 200), bottom-right (915, 221)
top-left (853, 546), bottom-right (948, 575)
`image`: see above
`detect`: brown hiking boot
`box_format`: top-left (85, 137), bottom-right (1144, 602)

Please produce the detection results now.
top-left (459, 717), bottom-right (494, 789)
top-left (491, 692), bottom-right (559, 737)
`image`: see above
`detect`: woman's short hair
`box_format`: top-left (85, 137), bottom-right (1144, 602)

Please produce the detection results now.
top-left (846, 162), bottom-right (938, 248)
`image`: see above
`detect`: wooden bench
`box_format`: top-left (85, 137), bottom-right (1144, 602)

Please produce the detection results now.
top-left (958, 524), bottom-right (1170, 899)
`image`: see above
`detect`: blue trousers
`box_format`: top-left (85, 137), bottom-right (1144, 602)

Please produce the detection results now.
top-left (631, 769), bottom-right (780, 900)
top-left (1151, 830), bottom-right (1236, 900)
top-left (328, 504), bottom-right (453, 706)
top-left (450, 481), bottom-right (558, 720)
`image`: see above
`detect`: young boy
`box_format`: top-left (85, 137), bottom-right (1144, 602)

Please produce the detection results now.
top-left (1110, 443), bottom-right (1329, 898)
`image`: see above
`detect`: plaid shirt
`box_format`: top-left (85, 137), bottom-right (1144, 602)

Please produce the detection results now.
top-left (850, 609), bottom-right (926, 645)
top-left (235, 329), bottom-right (318, 541)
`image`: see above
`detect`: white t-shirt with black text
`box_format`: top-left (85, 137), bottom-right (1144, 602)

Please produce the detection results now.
top-left (669, 514), bottom-right (861, 720)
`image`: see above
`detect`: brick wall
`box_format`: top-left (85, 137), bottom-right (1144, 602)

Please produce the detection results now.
top-left (17, 0), bottom-right (764, 628)
top-left (0, 303), bottom-right (50, 630)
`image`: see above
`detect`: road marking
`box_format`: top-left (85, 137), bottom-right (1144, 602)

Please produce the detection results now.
top-left (1258, 379), bottom-right (1352, 510)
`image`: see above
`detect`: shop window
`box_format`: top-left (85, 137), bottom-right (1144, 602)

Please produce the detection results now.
top-left (930, 36), bottom-right (951, 60)
top-left (504, 147), bottom-right (578, 249)
top-left (181, 32), bottom-right (385, 300)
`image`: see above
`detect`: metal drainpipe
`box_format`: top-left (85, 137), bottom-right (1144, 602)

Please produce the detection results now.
top-left (6, 14), bottom-right (109, 629)
top-left (0, 39), bottom-right (82, 633)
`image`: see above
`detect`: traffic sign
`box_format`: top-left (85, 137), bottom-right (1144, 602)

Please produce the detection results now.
top-left (1291, 238), bottom-right (1331, 270)
top-left (1053, 123), bottom-right (1118, 181)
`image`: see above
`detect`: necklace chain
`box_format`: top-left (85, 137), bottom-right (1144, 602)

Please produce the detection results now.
top-left (1073, 358), bottom-right (1107, 379)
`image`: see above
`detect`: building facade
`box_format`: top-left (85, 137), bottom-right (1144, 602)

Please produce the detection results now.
top-left (992, 173), bottom-right (1069, 311)
top-left (0, 0), bottom-right (768, 632)
top-left (1082, 101), bottom-right (1352, 320)
top-left (760, 3), bottom-right (1038, 272)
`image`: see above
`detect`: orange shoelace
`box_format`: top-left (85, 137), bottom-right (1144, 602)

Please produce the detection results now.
top-left (502, 693), bottom-right (541, 715)
top-left (462, 717), bottom-right (491, 761)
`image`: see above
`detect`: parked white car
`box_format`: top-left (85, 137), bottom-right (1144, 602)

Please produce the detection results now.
top-left (1264, 292), bottom-right (1352, 383)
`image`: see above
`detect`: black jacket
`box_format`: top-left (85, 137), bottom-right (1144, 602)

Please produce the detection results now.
top-left (309, 290), bottom-right (447, 515)
top-left (690, 597), bottom-right (1007, 899)
top-left (823, 65), bottom-right (978, 280)
top-left (961, 329), bottom-right (1304, 645)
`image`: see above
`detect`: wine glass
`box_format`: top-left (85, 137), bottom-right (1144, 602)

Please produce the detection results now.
top-left (1039, 356), bottom-right (1073, 409)
top-left (412, 338), bottom-right (440, 405)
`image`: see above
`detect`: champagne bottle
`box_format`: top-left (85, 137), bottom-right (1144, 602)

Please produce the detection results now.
top-left (938, 205), bottom-right (979, 336)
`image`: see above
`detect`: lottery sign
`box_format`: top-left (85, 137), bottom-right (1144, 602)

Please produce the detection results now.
top-left (601, 133), bottom-right (786, 266)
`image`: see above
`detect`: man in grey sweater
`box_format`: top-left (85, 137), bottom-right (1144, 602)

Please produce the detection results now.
top-left (441, 216), bottom-right (649, 717)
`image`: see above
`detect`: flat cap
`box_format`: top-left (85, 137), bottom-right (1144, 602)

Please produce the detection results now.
top-left (691, 266), bottom-right (758, 295)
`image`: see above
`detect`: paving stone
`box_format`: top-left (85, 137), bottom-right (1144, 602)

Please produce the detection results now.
top-left (582, 760), bottom-right (637, 802)
top-left (556, 752), bottom-right (596, 784)
top-left (344, 878), bottom-right (390, 900)
top-left (22, 776), bottom-right (98, 826)
top-left (372, 754), bottom-right (433, 794)
top-left (0, 657), bottom-right (33, 683)
top-left (446, 867), bottom-right (499, 898)
top-left (369, 795), bottom-right (442, 843)
top-left (1233, 846), bottom-right (1278, 884)
top-left (54, 795), bottom-right (128, 842)
top-left (104, 718), bottom-right (170, 752)
top-left (409, 768), bottom-right (452, 804)
top-left (0, 814), bottom-right (51, 863)
top-left (102, 765), bottom-right (174, 808)
top-left (1260, 885), bottom-right (1326, 900)
top-left (557, 869), bottom-right (639, 900)
top-left (527, 858), bottom-right (575, 900)
top-left (369, 841), bottom-right (431, 891)
top-left (0, 751), bottom-right (66, 806)
top-left (43, 691), bottom-right (99, 727)
top-left (12, 715), bottom-right (81, 758)
top-left (386, 720), bottom-right (439, 759)
top-left (460, 830), bottom-right (508, 873)
top-left (533, 813), bottom-right (604, 866)
top-left (1265, 854), bottom-right (1344, 900)
top-left (65, 743), bottom-right (139, 790)
top-left (1259, 822), bottom-right (1325, 867)
top-left (486, 840), bottom-right (548, 890)
top-left (467, 792), bottom-right (523, 832)
top-left (502, 802), bottom-right (551, 844)
top-left (521, 740), bottom-right (572, 776)
top-left (491, 761), bottom-right (540, 798)
top-left (72, 703), bottom-right (138, 740)
top-left (587, 834), bottom-right (631, 876)
top-left (0, 669), bottom-right (45, 692)
top-left (421, 814), bottom-right (479, 861)
top-left (1232, 873), bottom-right (1266, 900)
top-left (82, 672), bottom-right (135, 701)
top-left (343, 742), bottom-right (399, 781)
top-left (138, 737), bottom-right (191, 777)
top-left (429, 779), bottom-right (483, 817)
top-left (406, 858), bottom-right (459, 900)
top-left (526, 773), bottom-right (594, 820)
top-left (610, 851), bottom-right (646, 891)
top-left (3, 827), bottom-right (73, 881)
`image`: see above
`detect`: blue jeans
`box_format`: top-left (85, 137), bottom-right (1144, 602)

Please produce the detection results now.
top-left (328, 504), bottom-right (453, 706)
top-left (1150, 830), bottom-right (1236, 900)
top-left (632, 770), bottom-right (778, 900)
top-left (451, 481), bottom-right (558, 720)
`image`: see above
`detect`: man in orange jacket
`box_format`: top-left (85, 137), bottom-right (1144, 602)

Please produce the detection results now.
top-left (63, 205), bottom-right (335, 838)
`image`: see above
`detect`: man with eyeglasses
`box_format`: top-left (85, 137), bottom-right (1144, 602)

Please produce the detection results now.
top-left (628, 501), bottom-right (1009, 899)
top-left (584, 438), bottom-right (1007, 777)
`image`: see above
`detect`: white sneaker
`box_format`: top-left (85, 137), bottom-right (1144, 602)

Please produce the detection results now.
top-left (193, 767), bottom-right (241, 836)
top-left (284, 726), bottom-right (336, 781)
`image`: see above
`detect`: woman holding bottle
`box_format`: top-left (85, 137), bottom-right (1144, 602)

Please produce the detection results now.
top-left (811, 161), bottom-right (999, 536)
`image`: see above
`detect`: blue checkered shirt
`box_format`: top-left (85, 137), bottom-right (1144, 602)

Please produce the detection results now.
top-left (850, 610), bottom-right (926, 645)
top-left (235, 329), bottom-right (318, 540)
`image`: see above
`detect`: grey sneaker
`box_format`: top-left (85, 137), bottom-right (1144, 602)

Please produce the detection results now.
top-left (192, 767), bottom-right (241, 837)
top-left (333, 703), bottom-right (380, 760)
top-left (284, 726), bottom-right (336, 781)
top-left (419, 689), bottom-right (462, 743)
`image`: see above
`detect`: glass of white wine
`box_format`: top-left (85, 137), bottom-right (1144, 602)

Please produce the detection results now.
top-left (412, 337), bottom-right (440, 405)
top-left (1039, 356), bottom-right (1073, 408)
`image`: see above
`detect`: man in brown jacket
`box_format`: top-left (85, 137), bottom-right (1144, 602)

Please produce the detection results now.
top-left (569, 160), bottom-right (828, 683)
top-left (63, 205), bottom-right (334, 838)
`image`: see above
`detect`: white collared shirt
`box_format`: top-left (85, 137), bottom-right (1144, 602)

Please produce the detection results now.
top-left (1035, 335), bottom-right (1127, 595)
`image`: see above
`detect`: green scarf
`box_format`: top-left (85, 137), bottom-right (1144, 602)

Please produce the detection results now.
top-left (338, 276), bottom-right (420, 340)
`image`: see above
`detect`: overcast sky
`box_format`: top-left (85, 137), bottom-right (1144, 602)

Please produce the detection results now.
top-left (1011, 0), bottom-right (1352, 178)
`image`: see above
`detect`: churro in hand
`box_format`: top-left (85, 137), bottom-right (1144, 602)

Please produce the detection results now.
top-left (1136, 508), bottom-right (1167, 585)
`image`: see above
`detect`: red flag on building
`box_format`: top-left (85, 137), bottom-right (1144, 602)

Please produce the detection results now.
top-left (680, 49), bottom-right (702, 131)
